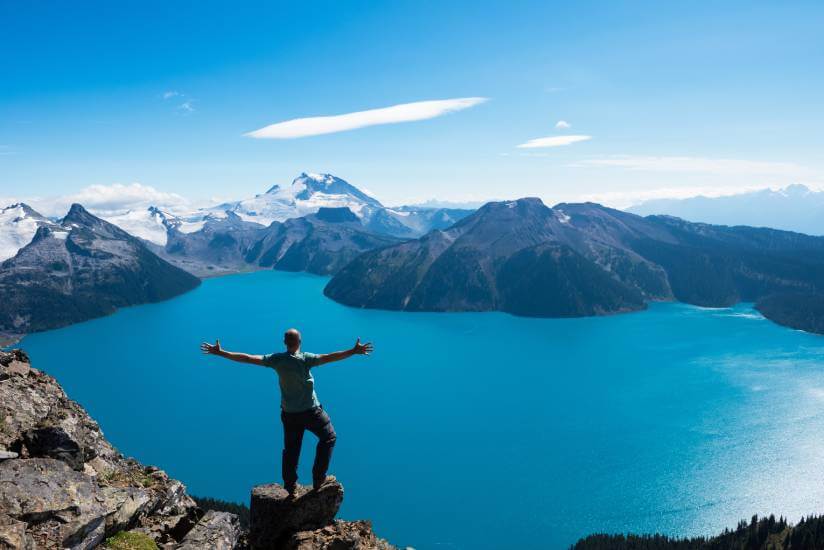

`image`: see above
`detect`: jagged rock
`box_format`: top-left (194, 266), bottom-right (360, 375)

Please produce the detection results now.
top-left (0, 349), bottom-right (117, 470)
top-left (0, 513), bottom-right (34, 550)
top-left (249, 478), bottom-right (344, 549)
top-left (176, 510), bottom-right (242, 550)
top-left (21, 426), bottom-right (86, 470)
top-left (0, 458), bottom-right (108, 549)
top-left (285, 520), bottom-right (396, 550)
top-left (5, 360), bottom-right (30, 377)
top-left (100, 485), bottom-right (154, 535)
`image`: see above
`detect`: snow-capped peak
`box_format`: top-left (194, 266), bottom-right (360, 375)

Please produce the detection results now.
top-left (0, 203), bottom-right (56, 261)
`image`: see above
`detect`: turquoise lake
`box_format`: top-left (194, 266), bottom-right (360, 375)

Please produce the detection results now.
top-left (19, 270), bottom-right (824, 549)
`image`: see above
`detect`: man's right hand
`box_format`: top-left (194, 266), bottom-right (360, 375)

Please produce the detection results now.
top-left (200, 339), bottom-right (222, 356)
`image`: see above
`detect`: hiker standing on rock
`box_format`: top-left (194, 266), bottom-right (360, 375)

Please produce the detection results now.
top-left (200, 328), bottom-right (373, 496)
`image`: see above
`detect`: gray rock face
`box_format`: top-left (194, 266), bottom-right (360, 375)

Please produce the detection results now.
top-left (0, 513), bottom-right (34, 550)
top-left (0, 458), bottom-right (108, 549)
top-left (177, 510), bottom-right (242, 550)
top-left (246, 210), bottom-right (401, 276)
top-left (250, 479), bottom-right (344, 549)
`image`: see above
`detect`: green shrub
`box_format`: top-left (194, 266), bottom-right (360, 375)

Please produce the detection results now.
top-left (104, 531), bottom-right (158, 550)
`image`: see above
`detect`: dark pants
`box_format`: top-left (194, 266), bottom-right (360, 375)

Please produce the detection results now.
top-left (280, 406), bottom-right (337, 490)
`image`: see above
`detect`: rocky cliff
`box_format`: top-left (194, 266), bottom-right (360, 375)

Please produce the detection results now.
top-left (0, 349), bottom-right (395, 549)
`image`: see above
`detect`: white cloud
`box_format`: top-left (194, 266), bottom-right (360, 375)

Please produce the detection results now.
top-left (517, 135), bottom-right (591, 148)
top-left (162, 90), bottom-right (181, 100)
top-left (577, 155), bottom-right (813, 177)
top-left (555, 120), bottom-right (571, 129)
top-left (27, 183), bottom-right (191, 218)
top-left (246, 97), bottom-right (488, 139)
top-left (178, 101), bottom-right (195, 113)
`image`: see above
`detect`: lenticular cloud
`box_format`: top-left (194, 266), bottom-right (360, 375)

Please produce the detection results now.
top-left (246, 97), bottom-right (488, 139)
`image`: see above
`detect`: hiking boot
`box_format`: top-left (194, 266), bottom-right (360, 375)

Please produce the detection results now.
top-left (312, 475), bottom-right (335, 491)
top-left (285, 484), bottom-right (298, 499)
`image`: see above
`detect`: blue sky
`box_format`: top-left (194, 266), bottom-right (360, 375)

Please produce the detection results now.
top-left (2, 0), bottom-right (823, 211)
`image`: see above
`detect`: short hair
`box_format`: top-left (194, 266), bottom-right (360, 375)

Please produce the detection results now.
top-left (284, 328), bottom-right (301, 346)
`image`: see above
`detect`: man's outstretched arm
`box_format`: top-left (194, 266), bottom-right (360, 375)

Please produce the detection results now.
top-left (200, 339), bottom-right (266, 366)
top-left (314, 338), bottom-right (374, 366)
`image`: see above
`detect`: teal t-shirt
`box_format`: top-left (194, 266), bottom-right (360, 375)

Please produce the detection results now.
top-left (261, 351), bottom-right (323, 413)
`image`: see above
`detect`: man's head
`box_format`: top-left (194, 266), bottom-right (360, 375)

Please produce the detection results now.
top-left (284, 328), bottom-right (301, 353)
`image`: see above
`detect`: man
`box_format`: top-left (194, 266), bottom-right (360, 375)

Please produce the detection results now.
top-left (200, 328), bottom-right (373, 496)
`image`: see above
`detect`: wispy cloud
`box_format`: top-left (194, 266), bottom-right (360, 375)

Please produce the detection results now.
top-left (246, 97), bottom-right (488, 139)
top-left (161, 90), bottom-right (195, 113)
top-left (555, 120), bottom-right (571, 129)
top-left (178, 101), bottom-right (195, 113)
top-left (517, 135), bottom-right (591, 149)
top-left (579, 185), bottom-right (774, 209)
top-left (576, 155), bottom-right (813, 177)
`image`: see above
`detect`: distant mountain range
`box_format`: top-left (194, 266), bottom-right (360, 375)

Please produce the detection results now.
top-left (627, 184), bottom-right (824, 235)
top-left (325, 198), bottom-right (824, 332)
top-left (4, 174), bottom-right (824, 339)
top-left (0, 173), bottom-right (471, 339)
top-left (101, 172), bottom-right (473, 249)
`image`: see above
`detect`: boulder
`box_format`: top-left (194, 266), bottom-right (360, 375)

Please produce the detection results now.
top-left (0, 458), bottom-right (108, 549)
top-left (0, 513), bottom-right (34, 550)
top-left (249, 477), bottom-right (344, 549)
top-left (176, 510), bottom-right (242, 550)
top-left (285, 520), bottom-right (396, 550)
top-left (0, 350), bottom-right (117, 471)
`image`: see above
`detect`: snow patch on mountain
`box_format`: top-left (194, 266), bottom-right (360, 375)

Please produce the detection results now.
top-left (0, 204), bottom-right (56, 261)
top-left (210, 172), bottom-right (383, 227)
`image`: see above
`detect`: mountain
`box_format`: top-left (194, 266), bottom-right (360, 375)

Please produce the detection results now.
top-left (325, 199), bottom-right (658, 317)
top-left (325, 198), bottom-right (824, 330)
top-left (154, 211), bottom-right (269, 276)
top-left (207, 172), bottom-right (474, 239)
top-left (243, 207), bottom-right (401, 275)
top-left (0, 204), bottom-right (200, 339)
top-left (156, 207), bottom-right (401, 277)
top-left (212, 172), bottom-right (384, 227)
top-left (627, 184), bottom-right (824, 235)
top-left (99, 173), bottom-right (474, 255)
top-left (0, 203), bottom-right (57, 261)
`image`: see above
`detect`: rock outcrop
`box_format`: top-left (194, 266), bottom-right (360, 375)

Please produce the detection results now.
top-left (249, 479), bottom-right (395, 550)
top-left (0, 348), bottom-right (395, 549)
top-left (0, 349), bottom-right (231, 548)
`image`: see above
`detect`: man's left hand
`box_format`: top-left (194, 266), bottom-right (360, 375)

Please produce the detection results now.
top-left (352, 338), bottom-right (373, 355)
